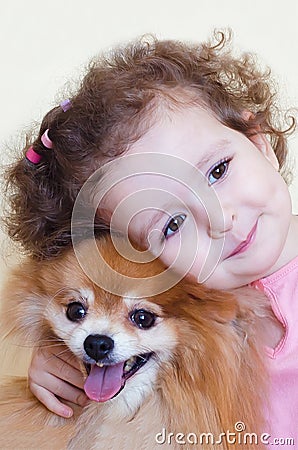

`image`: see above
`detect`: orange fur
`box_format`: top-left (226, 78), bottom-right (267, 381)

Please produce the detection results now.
top-left (0, 236), bottom-right (270, 449)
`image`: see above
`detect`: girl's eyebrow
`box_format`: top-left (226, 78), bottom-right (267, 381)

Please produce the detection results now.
top-left (195, 139), bottom-right (231, 169)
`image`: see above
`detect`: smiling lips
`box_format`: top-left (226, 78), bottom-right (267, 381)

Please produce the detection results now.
top-left (227, 222), bottom-right (258, 259)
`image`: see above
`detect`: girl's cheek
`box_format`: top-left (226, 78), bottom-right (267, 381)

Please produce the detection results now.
top-left (158, 224), bottom-right (201, 276)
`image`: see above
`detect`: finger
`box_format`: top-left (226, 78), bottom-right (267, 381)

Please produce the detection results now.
top-left (32, 348), bottom-right (85, 390)
top-left (39, 344), bottom-right (82, 371)
top-left (52, 345), bottom-right (84, 371)
top-left (48, 358), bottom-right (85, 390)
top-left (30, 375), bottom-right (89, 409)
top-left (29, 382), bottom-right (73, 419)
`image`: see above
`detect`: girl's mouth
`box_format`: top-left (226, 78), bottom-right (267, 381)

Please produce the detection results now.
top-left (227, 222), bottom-right (258, 259)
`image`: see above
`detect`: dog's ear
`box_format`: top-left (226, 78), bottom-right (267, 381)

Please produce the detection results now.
top-left (0, 259), bottom-right (49, 345)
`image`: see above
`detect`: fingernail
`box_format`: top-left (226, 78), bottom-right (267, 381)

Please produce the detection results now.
top-left (63, 407), bottom-right (73, 418)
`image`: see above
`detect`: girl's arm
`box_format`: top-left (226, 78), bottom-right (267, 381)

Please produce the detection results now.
top-left (29, 345), bottom-right (89, 418)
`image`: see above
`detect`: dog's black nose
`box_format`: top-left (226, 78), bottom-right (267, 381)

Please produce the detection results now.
top-left (84, 334), bottom-right (114, 362)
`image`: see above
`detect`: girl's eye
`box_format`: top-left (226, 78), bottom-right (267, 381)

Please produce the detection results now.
top-left (163, 214), bottom-right (186, 238)
top-left (208, 159), bottom-right (231, 185)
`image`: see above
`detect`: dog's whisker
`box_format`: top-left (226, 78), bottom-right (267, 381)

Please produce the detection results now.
top-left (137, 354), bottom-right (151, 363)
top-left (40, 338), bottom-right (64, 344)
top-left (54, 349), bottom-right (74, 359)
top-left (39, 343), bottom-right (67, 349)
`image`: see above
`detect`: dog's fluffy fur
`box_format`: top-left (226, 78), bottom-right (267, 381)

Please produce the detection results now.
top-left (0, 236), bottom-right (270, 449)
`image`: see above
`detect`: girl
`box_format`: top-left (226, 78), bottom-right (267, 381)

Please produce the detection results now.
top-left (4, 32), bottom-right (298, 440)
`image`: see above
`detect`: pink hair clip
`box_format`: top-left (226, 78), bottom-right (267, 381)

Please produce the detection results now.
top-left (41, 129), bottom-right (53, 149)
top-left (60, 99), bottom-right (72, 112)
top-left (25, 100), bottom-right (70, 166)
top-left (26, 129), bottom-right (52, 164)
top-left (25, 146), bottom-right (42, 164)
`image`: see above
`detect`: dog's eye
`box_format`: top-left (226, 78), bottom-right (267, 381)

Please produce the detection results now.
top-left (66, 302), bottom-right (87, 322)
top-left (130, 309), bottom-right (156, 329)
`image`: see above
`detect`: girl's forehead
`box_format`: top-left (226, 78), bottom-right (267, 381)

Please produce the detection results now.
top-left (127, 104), bottom-right (224, 156)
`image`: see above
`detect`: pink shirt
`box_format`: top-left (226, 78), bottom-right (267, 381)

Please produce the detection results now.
top-left (252, 256), bottom-right (298, 448)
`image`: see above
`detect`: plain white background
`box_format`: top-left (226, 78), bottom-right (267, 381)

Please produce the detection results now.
top-left (0, 0), bottom-right (297, 267)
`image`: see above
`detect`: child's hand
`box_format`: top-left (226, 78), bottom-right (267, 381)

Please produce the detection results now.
top-left (28, 345), bottom-right (89, 418)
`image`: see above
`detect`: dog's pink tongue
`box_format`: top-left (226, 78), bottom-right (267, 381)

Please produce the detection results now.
top-left (84, 362), bottom-right (124, 402)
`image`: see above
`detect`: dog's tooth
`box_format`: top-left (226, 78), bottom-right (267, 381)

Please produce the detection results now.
top-left (124, 356), bottom-right (136, 373)
top-left (126, 356), bottom-right (136, 365)
top-left (96, 362), bottom-right (104, 367)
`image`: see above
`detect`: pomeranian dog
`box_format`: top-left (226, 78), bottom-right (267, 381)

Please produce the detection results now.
top-left (0, 234), bottom-right (270, 449)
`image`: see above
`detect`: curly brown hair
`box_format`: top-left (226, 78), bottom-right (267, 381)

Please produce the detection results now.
top-left (3, 31), bottom-right (295, 259)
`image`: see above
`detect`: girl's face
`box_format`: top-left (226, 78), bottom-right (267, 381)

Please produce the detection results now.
top-left (101, 106), bottom-right (293, 289)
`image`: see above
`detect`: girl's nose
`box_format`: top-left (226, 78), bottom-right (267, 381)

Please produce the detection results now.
top-left (208, 209), bottom-right (235, 239)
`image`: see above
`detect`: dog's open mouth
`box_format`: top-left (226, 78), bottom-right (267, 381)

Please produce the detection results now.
top-left (83, 352), bottom-right (153, 402)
